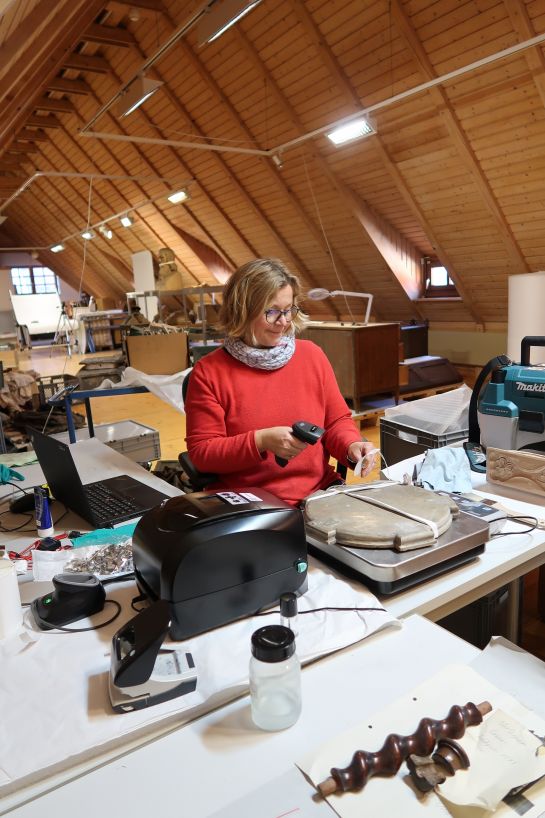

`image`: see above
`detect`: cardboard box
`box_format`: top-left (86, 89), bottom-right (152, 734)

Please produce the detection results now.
top-left (95, 297), bottom-right (117, 311)
top-left (126, 333), bottom-right (189, 375)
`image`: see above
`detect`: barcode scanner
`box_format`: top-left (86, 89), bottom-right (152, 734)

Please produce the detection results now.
top-left (30, 573), bottom-right (106, 630)
top-left (275, 420), bottom-right (325, 467)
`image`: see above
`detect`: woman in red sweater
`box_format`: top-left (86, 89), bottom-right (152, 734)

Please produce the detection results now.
top-left (185, 258), bottom-right (375, 506)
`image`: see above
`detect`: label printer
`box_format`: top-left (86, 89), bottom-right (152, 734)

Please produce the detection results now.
top-left (132, 488), bottom-right (308, 640)
top-left (109, 488), bottom-right (308, 711)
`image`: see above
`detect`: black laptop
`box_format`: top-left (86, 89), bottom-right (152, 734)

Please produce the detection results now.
top-left (29, 429), bottom-right (170, 527)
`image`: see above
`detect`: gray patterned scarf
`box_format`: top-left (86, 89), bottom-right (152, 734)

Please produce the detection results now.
top-left (224, 334), bottom-right (295, 370)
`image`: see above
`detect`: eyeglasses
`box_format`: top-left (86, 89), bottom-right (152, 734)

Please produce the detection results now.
top-left (264, 306), bottom-right (300, 324)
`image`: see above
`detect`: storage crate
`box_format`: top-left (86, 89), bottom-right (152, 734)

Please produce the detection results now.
top-left (438, 584), bottom-right (516, 649)
top-left (52, 420), bottom-right (160, 464)
top-left (380, 416), bottom-right (468, 466)
top-left (37, 374), bottom-right (80, 408)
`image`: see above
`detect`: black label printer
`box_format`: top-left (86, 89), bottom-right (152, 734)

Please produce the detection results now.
top-left (109, 488), bottom-right (308, 711)
top-left (133, 488), bottom-right (308, 640)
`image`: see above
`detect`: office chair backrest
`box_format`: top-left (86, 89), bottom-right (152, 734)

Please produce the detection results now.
top-left (179, 370), bottom-right (218, 491)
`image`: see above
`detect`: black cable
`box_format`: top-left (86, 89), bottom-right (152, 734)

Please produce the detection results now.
top-left (254, 605), bottom-right (387, 617)
top-left (33, 599), bottom-right (122, 633)
top-left (102, 573), bottom-right (135, 586)
top-left (0, 502), bottom-right (69, 533)
top-left (491, 515), bottom-right (538, 538)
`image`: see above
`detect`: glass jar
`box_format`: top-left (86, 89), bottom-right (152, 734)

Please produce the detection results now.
top-left (249, 625), bottom-right (301, 731)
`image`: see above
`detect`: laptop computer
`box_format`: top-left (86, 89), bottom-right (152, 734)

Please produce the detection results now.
top-left (29, 429), bottom-right (170, 527)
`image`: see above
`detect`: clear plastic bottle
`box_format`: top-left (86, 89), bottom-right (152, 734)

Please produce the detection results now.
top-left (249, 625), bottom-right (301, 731)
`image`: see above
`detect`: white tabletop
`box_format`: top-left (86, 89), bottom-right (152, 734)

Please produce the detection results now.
top-left (380, 455), bottom-right (545, 621)
top-left (2, 444), bottom-right (545, 816)
top-left (3, 615), bottom-right (478, 818)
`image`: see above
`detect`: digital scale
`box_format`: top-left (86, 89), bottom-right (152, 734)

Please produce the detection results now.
top-left (307, 510), bottom-right (490, 595)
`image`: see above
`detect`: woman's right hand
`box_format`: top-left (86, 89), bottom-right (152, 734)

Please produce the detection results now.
top-left (255, 427), bottom-right (308, 461)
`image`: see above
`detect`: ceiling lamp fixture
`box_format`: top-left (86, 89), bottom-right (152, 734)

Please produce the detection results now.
top-left (307, 288), bottom-right (374, 325)
top-left (120, 215), bottom-right (134, 228)
top-left (326, 118), bottom-right (374, 146)
top-left (99, 224), bottom-right (113, 239)
top-left (116, 75), bottom-right (163, 118)
top-left (198, 0), bottom-right (262, 46)
top-left (81, 229), bottom-right (96, 240)
top-left (167, 189), bottom-right (190, 204)
top-left (50, 243), bottom-right (64, 253)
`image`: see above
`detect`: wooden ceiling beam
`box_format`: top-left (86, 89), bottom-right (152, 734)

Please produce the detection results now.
top-left (159, 18), bottom-right (335, 296)
top-left (390, 0), bottom-right (529, 275)
top-left (30, 141), bottom-right (155, 288)
top-left (7, 144), bottom-right (38, 154)
top-left (0, 161), bottom-right (23, 171)
top-left (108, 0), bottom-right (165, 10)
top-left (46, 77), bottom-right (93, 96)
top-left (81, 23), bottom-right (135, 47)
top-left (291, 2), bottom-right (429, 317)
top-left (0, 0), bottom-right (105, 151)
top-left (234, 29), bottom-right (364, 314)
top-left (294, 0), bottom-right (490, 325)
top-left (75, 76), bottom-right (237, 281)
top-left (373, 140), bottom-right (482, 325)
top-left (33, 96), bottom-right (77, 114)
top-left (40, 120), bottom-right (201, 287)
top-left (504, 0), bottom-right (545, 110)
top-left (17, 129), bottom-right (49, 143)
top-left (27, 115), bottom-right (62, 129)
top-left (62, 53), bottom-right (112, 75)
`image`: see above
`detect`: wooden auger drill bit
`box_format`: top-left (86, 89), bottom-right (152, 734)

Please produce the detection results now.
top-left (318, 700), bottom-right (492, 797)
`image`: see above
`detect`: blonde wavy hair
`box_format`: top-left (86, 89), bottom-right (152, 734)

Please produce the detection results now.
top-left (218, 258), bottom-right (307, 341)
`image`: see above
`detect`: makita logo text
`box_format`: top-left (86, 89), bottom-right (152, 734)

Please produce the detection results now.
top-left (516, 381), bottom-right (545, 393)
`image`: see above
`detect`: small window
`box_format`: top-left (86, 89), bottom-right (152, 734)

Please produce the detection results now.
top-left (422, 258), bottom-right (458, 298)
top-left (11, 266), bottom-right (59, 295)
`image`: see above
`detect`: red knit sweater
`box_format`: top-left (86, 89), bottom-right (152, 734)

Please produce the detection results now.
top-left (185, 340), bottom-right (361, 505)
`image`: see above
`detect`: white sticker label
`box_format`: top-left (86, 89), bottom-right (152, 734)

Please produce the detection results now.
top-left (239, 492), bottom-right (262, 502)
top-left (216, 492), bottom-right (248, 505)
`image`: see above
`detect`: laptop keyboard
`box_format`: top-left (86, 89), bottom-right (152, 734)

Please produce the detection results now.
top-left (84, 482), bottom-right (140, 524)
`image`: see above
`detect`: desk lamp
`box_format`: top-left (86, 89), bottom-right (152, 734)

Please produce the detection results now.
top-left (307, 288), bottom-right (374, 325)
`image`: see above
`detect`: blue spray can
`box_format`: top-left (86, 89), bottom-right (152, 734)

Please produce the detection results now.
top-left (34, 487), bottom-right (54, 538)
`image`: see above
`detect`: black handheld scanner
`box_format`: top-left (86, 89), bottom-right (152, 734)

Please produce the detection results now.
top-left (275, 420), bottom-right (325, 467)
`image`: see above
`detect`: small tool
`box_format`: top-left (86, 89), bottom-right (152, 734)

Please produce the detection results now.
top-left (276, 420), bottom-right (325, 467)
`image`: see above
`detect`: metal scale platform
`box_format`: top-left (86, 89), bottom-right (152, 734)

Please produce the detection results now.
top-left (304, 484), bottom-right (489, 595)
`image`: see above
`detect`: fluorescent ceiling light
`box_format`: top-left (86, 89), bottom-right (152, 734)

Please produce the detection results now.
top-left (50, 243), bottom-right (64, 253)
top-left (99, 224), bottom-right (113, 239)
top-left (116, 76), bottom-right (163, 118)
top-left (326, 118), bottom-right (374, 146)
top-left (198, 0), bottom-right (262, 46)
top-left (120, 215), bottom-right (134, 227)
top-left (167, 189), bottom-right (189, 204)
top-left (81, 229), bottom-right (96, 240)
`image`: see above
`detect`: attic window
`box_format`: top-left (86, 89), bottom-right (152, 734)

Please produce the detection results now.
top-left (422, 258), bottom-right (458, 298)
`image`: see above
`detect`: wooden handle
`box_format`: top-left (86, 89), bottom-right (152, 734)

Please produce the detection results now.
top-left (317, 700), bottom-right (491, 797)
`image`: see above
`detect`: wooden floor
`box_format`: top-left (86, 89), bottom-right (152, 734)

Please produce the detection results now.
top-left (3, 344), bottom-right (544, 660)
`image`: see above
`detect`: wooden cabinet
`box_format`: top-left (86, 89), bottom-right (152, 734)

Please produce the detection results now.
top-left (301, 322), bottom-right (400, 411)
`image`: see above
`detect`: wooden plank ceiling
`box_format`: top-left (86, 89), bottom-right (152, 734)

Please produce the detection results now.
top-left (1, 0), bottom-right (545, 329)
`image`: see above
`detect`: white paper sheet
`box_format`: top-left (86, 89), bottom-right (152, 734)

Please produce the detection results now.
top-left (0, 568), bottom-right (398, 798)
top-left (298, 664), bottom-right (545, 818)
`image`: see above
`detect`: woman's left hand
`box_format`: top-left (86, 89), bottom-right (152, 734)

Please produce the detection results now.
top-left (347, 440), bottom-right (377, 477)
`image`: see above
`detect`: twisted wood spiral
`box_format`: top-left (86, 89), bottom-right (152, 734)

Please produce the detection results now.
top-left (318, 700), bottom-right (491, 796)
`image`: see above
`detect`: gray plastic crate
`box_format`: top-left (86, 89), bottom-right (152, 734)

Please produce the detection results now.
top-left (380, 417), bottom-right (468, 466)
top-left (52, 420), bottom-right (160, 463)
